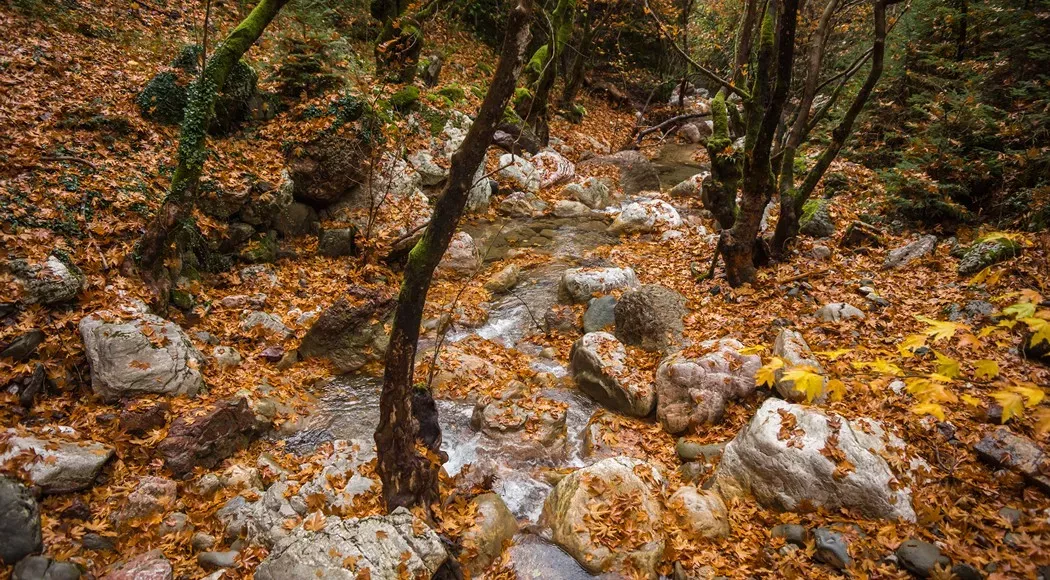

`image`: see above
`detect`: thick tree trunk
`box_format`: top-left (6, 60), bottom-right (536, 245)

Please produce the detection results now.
top-left (702, 92), bottom-right (740, 230)
top-left (132, 0), bottom-right (290, 308)
top-left (375, 0), bottom-right (533, 513)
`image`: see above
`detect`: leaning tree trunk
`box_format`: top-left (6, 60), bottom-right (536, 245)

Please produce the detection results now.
top-left (557, 0), bottom-right (597, 118)
top-left (132, 0), bottom-right (290, 309)
top-left (518, 0), bottom-right (575, 145)
top-left (375, 0), bottom-right (533, 513)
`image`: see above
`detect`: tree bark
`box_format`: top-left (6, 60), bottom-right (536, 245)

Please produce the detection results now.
top-left (132, 0), bottom-right (290, 309)
top-left (375, 0), bottom-right (533, 513)
top-left (520, 0), bottom-right (575, 144)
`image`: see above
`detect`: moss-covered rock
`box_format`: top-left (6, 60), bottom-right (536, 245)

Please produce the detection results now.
top-left (799, 199), bottom-right (835, 238)
top-left (274, 38), bottom-right (343, 98)
top-left (957, 235), bottom-right (1022, 275)
top-left (240, 231), bottom-right (278, 264)
top-left (389, 86), bottom-right (421, 112)
top-left (170, 288), bottom-right (195, 311)
top-left (436, 84), bottom-right (465, 102)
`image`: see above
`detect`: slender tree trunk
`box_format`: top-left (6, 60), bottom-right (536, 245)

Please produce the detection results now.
top-left (375, 0), bottom-right (533, 513)
top-left (557, 0), bottom-right (598, 115)
top-left (132, 0), bottom-right (290, 308)
top-left (520, 0), bottom-right (575, 144)
top-left (374, 0), bottom-right (437, 83)
top-left (703, 92), bottom-right (741, 230)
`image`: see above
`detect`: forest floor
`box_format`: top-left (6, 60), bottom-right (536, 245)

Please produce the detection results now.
top-left (1, 1), bottom-right (1049, 579)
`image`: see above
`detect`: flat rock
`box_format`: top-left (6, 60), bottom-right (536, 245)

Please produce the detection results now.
top-left (974, 427), bottom-right (1050, 493)
top-left (609, 199), bottom-right (683, 235)
top-left (883, 235), bottom-right (937, 270)
top-left (0, 433), bottom-right (113, 494)
top-left (9, 253), bottom-right (84, 305)
top-left (896, 538), bottom-right (950, 578)
top-left (560, 267), bottom-right (639, 303)
top-left (157, 397), bottom-right (266, 479)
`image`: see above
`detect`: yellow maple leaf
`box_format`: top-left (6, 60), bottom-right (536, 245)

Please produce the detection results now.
top-left (815, 348), bottom-right (852, 361)
top-left (991, 391), bottom-right (1025, 423)
top-left (826, 379), bottom-right (846, 402)
top-left (961, 394), bottom-right (982, 407)
top-left (781, 366), bottom-right (825, 403)
top-left (912, 403), bottom-right (945, 421)
top-left (739, 344), bottom-right (767, 355)
top-left (968, 266), bottom-right (992, 285)
top-left (933, 351), bottom-right (961, 379)
top-left (915, 315), bottom-right (967, 343)
top-left (852, 359), bottom-right (903, 376)
top-left (1002, 301), bottom-right (1036, 319)
top-left (1020, 317), bottom-right (1050, 348)
top-left (1034, 408), bottom-right (1050, 436)
top-left (1010, 383), bottom-right (1045, 407)
top-left (756, 357), bottom-right (785, 387)
top-left (898, 334), bottom-right (928, 358)
top-left (973, 359), bottom-right (999, 380)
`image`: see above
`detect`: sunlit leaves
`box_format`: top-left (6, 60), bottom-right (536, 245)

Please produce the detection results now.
top-left (912, 403), bottom-right (945, 421)
top-left (826, 379), bottom-right (846, 402)
top-left (1035, 408), bottom-right (1050, 436)
top-left (898, 334), bottom-right (928, 358)
top-left (756, 357), bottom-right (785, 387)
top-left (782, 366), bottom-right (825, 403)
top-left (1020, 316), bottom-right (1050, 347)
top-left (852, 359), bottom-right (903, 376)
top-left (815, 348), bottom-right (852, 361)
top-left (906, 376), bottom-right (957, 404)
top-left (739, 344), bottom-right (767, 355)
top-left (933, 351), bottom-right (961, 379)
top-left (990, 385), bottom-right (1045, 423)
top-left (1002, 301), bottom-right (1036, 319)
top-left (915, 315), bottom-right (968, 343)
top-left (973, 359), bottom-right (999, 380)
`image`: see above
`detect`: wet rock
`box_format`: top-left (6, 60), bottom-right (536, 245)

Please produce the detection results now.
top-left (570, 332), bottom-right (656, 417)
top-left (212, 346), bottom-right (242, 370)
top-left (799, 199), bottom-right (835, 238)
top-left (472, 395), bottom-right (568, 461)
top-left (958, 235), bottom-right (1022, 276)
top-left (503, 534), bottom-right (594, 580)
top-left (814, 302), bottom-right (865, 322)
top-left (884, 235), bottom-right (937, 270)
top-left (578, 150), bottom-right (661, 196)
top-left (656, 339), bottom-right (761, 433)
top-left (614, 284), bottom-right (686, 352)
top-left (240, 311), bottom-right (292, 338)
top-left (484, 264), bottom-right (520, 294)
top-left (533, 150), bottom-right (575, 188)
top-left (0, 476), bottom-right (42, 564)
top-left (79, 311), bottom-right (205, 402)
top-left (771, 524), bottom-right (807, 548)
top-left (198, 551), bottom-right (239, 570)
top-left (714, 398), bottom-right (917, 521)
top-left (973, 428), bottom-right (1050, 493)
top-left (542, 457), bottom-right (665, 577)
top-left (408, 150), bottom-right (447, 186)
top-left (583, 295), bottom-right (617, 333)
top-left (100, 549), bottom-right (172, 580)
top-left (12, 556), bottom-right (81, 580)
top-left (814, 528), bottom-right (850, 569)
top-left (561, 267), bottom-right (639, 303)
top-left (839, 221), bottom-right (883, 249)
top-left (669, 486), bottom-right (729, 539)
top-left (544, 305), bottom-right (579, 333)
top-left (564, 177), bottom-right (611, 209)
top-left (609, 199), bottom-right (683, 235)
top-left (499, 191), bottom-right (548, 217)
top-left (317, 228), bottom-right (357, 257)
top-left (254, 507), bottom-right (447, 580)
top-left (498, 154), bottom-right (540, 192)
top-left (9, 252), bottom-right (84, 305)
top-left (157, 397), bottom-right (266, 479)
top-left (0, 433), bottom-right (114, 494)
top-left (896, 538), bottom-right (950, 578)
top-left (461, 493), bottom-right (518, 576)
top-left (438, 231), bottom-right (482, 276)
top-left (114, 476), bottom-right (177, 524)
top-left (772, 329), bottom-right (827, 403)
top-left (298, 287), bottom-right (395, 374)
top-left (553, 200), bottom-right (592, 218)
top-left (2, 329), bottom-right (45, 361)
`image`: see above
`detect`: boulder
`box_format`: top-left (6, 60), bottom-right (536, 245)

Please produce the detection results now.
top-left (472, 395), bottom-right (568, 461)
top-left (569, 332), bottom-right (655, 417)
top-left (0, 433), bottom-right (114, 494)
top-left (298, 287), bottom-right (395, 374)
top-left (713, 398), bottom-right (917, 521)
top-left (957, 235), bottom-right (1022, 275)
top-left (799, 199), bottom-right (835, 238)
top-left (217, 481), bottom-right (301, 548)
top-left (119, 401), bottom-right (170, 435)
top-left (100, 550), bottom-right (172, 580)
top-left (317, 228), bottom-right (357, 257)
top-left (286, 130), bottom-right (372, 207)
top-left (814, 302), bottom-right (865, 322)
top-left (12, 556), bottom-right (82, 580)
top-left (839, 221), bottom-right (883, 248)
top-left (668, 486), bottom-right (729, 539)
top-left (772, 329), bottom-right (827, 403)
top-left (883, 235), bottom-right (937, 270)
top-left (498, 154), bottom-right (540, 193)
top-left (669, 173), bottom-right (704, 198)
top-left (579, 150), bottom-right (661, 196)
top-left (614, 284), bottom-right (686, 352)
top-left (79, 311), bottom-right (205, 402)
top-left (498, 191), bottom-right (548, 218)
top-left (9, 252), bottom-right (84, 305)
top-left (655, 338), bottom-right (761, 433)
top-left (113, 477), bottom-right (177, 525)
top-left (609, 199), bottom-right (683, 235)
top-left (564, 177), bottom-right (611, 209)
top-left (484, 264), bottom-right (520, 294)
top-left (560, 267), bottom-right (639, 303)
top-left (583, 295), bottom-right (617, 333)
top-left (239, 178), bottom-right (294, 227)
top-left (240, 311), bottom-right (292, 338)
top-left (368, 153), bottom-right (422, 204)
top-left (461, 493), bottom-right (518, 576)
top-left (541, 457), bottom-right (665, 577)
top-left (408, 150), bottom-right (447, 186)
top-left (438, 231), bottom-right (482, 276)
top-left (467, 164), bottom-right (494, 213)
top-left (973, 428), bottom-right (1050, 493)
top-left (254, 507), bottom-right (447, 580)
top-left (273, 201), bottom-right (319, 238)
top-left (0, 477), bottom-right (42, 564)
top-left (157, 397), bottom-right (266, 479)
top-left (532, 150), bottom-right (575, 188)
top-left (552, 200), bottom-right (592, 218)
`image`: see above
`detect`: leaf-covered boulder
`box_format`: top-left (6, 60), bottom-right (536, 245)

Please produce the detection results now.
top-left (460, 493), bottom-right (518, 576)
top-left (957, 234), bottom-right (1022, 275)
top-left (613, 284), bottom-right (687, 353)
top-left (9, 251), bottom-right (84, 305)
top-left (609, 199), bottom-right (683, 235)
top-left (799, 199), bottom-right (835, 238)
top-left (560, 267), bottom-right (639, 303)
top-left (569, 332), bottom-right (656, 417)
top-left (298, 287), bottom-right (396, 374)
top-left (0, 432), bottom-right (114, 494)
top-left (498, 153), bottom-right (540, 192)
top-left (713, 398), bottom-right (918, 522)
top-left (156, 397), bottom-right (267, 479)
top-left (541, 456), bottom-right (665, 578)
top-left (79, 311), bottom-right (205, 402)
top-left (655, 338), bottom-right (761, 433)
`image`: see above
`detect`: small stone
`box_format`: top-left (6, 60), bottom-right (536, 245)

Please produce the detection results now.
top-left (813, 528), bottom-right (851, 570)
top-left (896, 538), bottom-right (950, 578)
top-left (815, 302), bottom-right (865, 322)
top-left (810, 245), bottom-right (831, 261)
top-left (158, 512), bottom-right (190, 536)
top-left (771, 524), bottom-right (807, 548)
top-left (950, 563), bottom-right (983, 580)
top-left (120, 402), bottom-right (170, 436)
top-left (212, 346), bottom-right (242, 370)
top-left (192, 532), bottom-right (217, 551)
top-left (197, 474), bottom-right (222, 496)
top-left (1, 329), bottom-right (45, 361)
top-left (198, 550), bottom-right (239, 570)
top-left (998, 507), bottom-right (1022, 527)
top-left (12, 556), bottom-right (82, 580)
top-left (82, 532), bottom-right (115, 552)
top-left (484, 265), bottom-right (520, 294)
top-left (259, 346), bottom-right (285, 362)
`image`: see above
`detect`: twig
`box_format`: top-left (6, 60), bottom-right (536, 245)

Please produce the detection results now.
top-left (779, 268), bottom-right (830, 284)
top-left (634, 112), bottom-right (711, 145)
top-left (40, 156), bottom-right (98, 170)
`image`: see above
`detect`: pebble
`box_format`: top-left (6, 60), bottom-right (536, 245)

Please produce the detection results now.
top-left (896, 538), bottom-right (950, 577)
top-left (771, 524), bottom-right (807, 548)
top-left (199, 550), bottom-right (239, 570)
top-left (192, 532), bottom-right (217, 551)
top-left (813, 528), bottom-right (851, 570)
top-left (998, 507), bottom-right (1022, 527)
top-left (81, 532), bottom-right (115, 551)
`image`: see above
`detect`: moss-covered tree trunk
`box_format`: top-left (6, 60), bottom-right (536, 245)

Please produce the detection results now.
top-left (557, 0), bottom-right (598, 119)
top-left (374, 0), bottom-right (438, 83)
top-left (133, 0), bottom-right (290, 308)
top-left (517, 0), bottom-right (575, 145)
top-left (375, 0), bottom-right (534, 513)
top-left (702, 92), bottom-right (741, 230)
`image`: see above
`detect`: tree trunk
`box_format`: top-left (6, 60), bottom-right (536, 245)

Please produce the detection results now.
top-left (375, 0), bottom-right (533, 513)
top-left (132, 0), bottom-right (290, 309)
top-left (702, 92), bottom-right (740, 230)
top-left (519, 0), bottom-right (575, 144)
top-left (557, 0), bottom-right (597, 116)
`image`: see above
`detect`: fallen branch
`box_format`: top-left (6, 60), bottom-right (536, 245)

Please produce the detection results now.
top-left (40, 155), bottom-right (98, 170)
top-left (779, 268), bottom-right (831, 284)
top-left (634, 112), bottom-right (711, 145)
